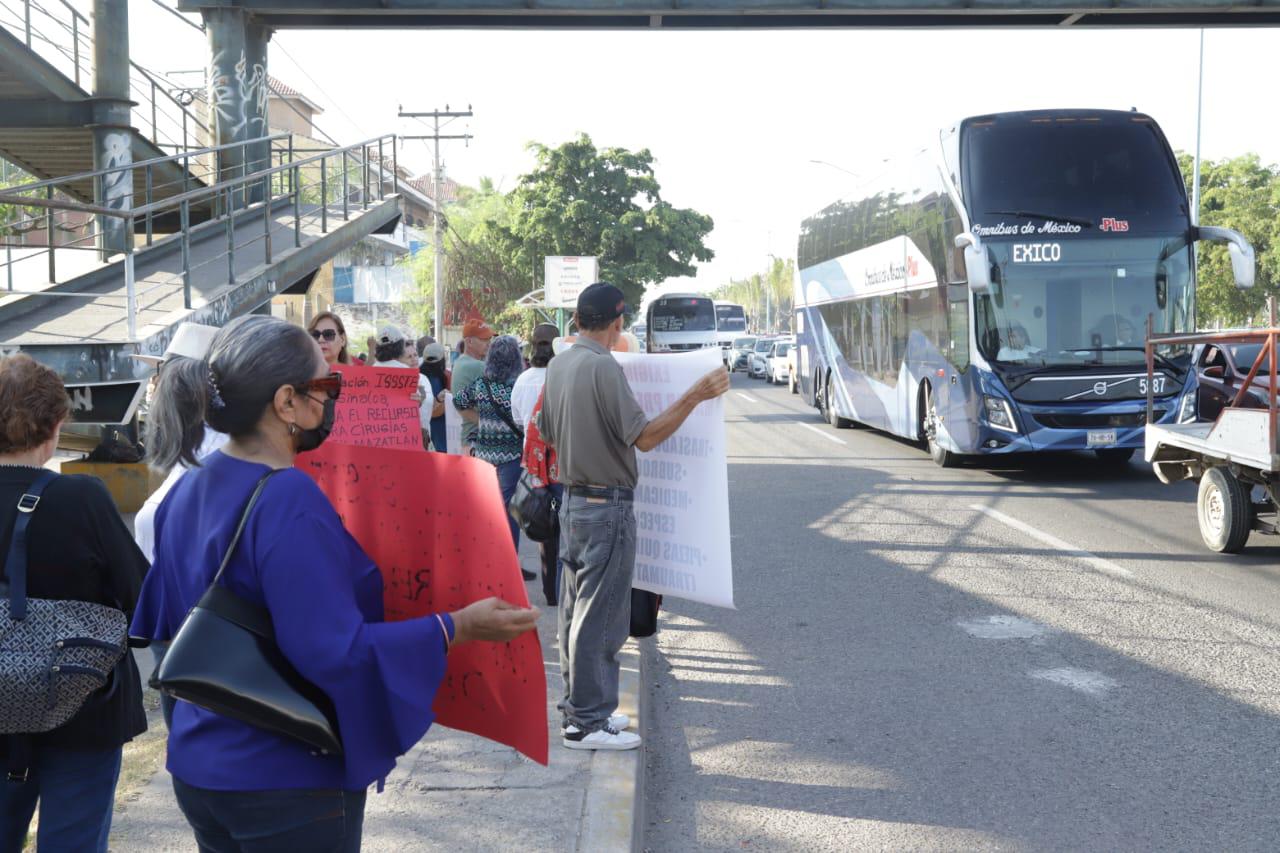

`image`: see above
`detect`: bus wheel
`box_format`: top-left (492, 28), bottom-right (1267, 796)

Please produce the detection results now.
top-left (1197, 466), bottom-right (1252, 553)
top-left (1094, 448), bottom-right (1136, 465)
top-left (826, 378), bottom-right (852, 429)
top-left (922, 383), bottom-right (958, 468)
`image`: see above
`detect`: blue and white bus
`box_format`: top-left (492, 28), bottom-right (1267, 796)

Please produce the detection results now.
top-left (795, 109), bottom-right (1255, 466)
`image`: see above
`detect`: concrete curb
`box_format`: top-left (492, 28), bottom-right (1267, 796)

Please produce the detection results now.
top-left (576, 638), bottom-right (646, 853)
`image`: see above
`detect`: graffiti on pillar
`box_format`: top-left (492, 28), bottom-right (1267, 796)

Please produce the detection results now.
top-left (100, 131), bottom-right (133, 211)
top-left (208, 49), bottom-right (267, 138)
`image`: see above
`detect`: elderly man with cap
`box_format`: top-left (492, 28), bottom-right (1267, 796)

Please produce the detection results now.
top-left (374, 324), bottom-right (431, 445)
top-left (452, 316), bottom-right (495, 450)
top-left (540, 283), bottom-right (729, 751)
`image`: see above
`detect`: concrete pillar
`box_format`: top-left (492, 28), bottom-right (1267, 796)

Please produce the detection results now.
top-left (205, 9), bottom-right (271, 206)
top-left (91, 0), bottom-right (133, 257)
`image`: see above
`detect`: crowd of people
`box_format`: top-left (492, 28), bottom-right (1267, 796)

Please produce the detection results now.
top-left (0, 282), bottom-right (728, 850)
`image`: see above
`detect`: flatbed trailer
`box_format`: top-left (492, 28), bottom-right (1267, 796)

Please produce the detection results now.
top-left (1144, 322), bottom-right (1280, 553)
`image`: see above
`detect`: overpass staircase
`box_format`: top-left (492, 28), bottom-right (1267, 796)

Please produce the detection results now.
top-left (0, 0), bottom-right (212, 216)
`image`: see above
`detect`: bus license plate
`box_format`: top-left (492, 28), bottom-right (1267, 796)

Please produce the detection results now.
top-left (1086, 430), bottom-right (1117, 447)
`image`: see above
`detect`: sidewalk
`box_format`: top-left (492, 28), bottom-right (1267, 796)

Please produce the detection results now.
top-left (109, 541), bottom-right (644, 852)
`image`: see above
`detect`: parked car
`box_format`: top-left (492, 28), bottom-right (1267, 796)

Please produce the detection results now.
top-left (786, 342), bottom-right (799, 393)
top-left (1196, 341), bottom-right (1274, 421)
top-left (748, 338), bottom-right (775, 378)
top-left (766, 340), bottom-right (793, 385)
top-left (731, 336), bottom-right (757, 372)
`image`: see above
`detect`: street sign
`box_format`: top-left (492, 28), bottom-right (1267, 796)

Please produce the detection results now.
top-left (544, 256), bottom-right (598, 309)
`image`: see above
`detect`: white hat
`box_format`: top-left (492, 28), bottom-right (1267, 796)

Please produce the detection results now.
top-left (132, 323), bottom-right (219, 366)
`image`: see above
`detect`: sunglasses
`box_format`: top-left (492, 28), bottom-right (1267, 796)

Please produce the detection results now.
top-left (310, 328), bottom-right (340, 342)
top-left (295, 372), bottom-right (342, 402)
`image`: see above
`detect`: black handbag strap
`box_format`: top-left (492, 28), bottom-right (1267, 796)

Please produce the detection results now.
top-left (210, 470), bottom-right (281, 589)
top-left (482, 378), bottom-right (524, 439)
top-left (4, 470), bottom-right (56, 622)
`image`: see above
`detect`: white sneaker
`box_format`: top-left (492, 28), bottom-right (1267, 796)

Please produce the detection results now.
top-left (563, 713), bottom-right (630, 733)
top-left (562, 725), bottom-right (641, 751)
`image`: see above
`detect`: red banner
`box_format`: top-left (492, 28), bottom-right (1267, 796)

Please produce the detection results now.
top-left (298, 379), bottom-right (548, 765)
top-left (328, 362), bottom-right (422, 450)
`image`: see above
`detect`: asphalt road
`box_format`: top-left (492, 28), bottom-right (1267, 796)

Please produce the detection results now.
top-left (642, 370), bottom-right (1280, 852)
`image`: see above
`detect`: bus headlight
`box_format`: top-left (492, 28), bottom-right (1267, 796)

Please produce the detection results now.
top-left (1178, 391), bottom-right (1197, 424)
top-left (983, 395), bottom-right (1018, 433)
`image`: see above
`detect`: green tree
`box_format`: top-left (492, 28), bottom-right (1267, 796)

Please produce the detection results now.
top-left (712, 256), bottom-right (796, 333)
top-left (1178, 152), bottom-right (1280, 327)
top-left (504, 134), bottom-right (714, 309)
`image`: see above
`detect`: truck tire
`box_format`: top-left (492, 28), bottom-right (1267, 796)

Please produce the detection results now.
top-left (1197, 466), bottom-right (1252, 553)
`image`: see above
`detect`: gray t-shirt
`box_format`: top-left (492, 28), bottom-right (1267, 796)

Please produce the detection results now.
top-left (451, 354), bottom-right (485, 443)
top-left (540, 337), bottom-right (649, 488)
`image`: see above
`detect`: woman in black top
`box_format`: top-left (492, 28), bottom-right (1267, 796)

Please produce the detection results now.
top-left (0, 354), bottom-right (149, 853)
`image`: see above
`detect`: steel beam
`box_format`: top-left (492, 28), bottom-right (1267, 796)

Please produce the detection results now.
top-left (174, 0), bottom-right (1280, 28)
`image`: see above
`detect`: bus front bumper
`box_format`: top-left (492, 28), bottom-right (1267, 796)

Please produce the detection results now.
top-left (966, 395), bottom-right (1187, 454)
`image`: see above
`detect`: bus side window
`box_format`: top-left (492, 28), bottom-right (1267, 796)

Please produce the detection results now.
top-left (947, 284), bottom-right (970, 370)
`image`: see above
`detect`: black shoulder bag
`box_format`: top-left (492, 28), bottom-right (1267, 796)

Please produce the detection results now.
top-left (0, 471), bottom-right (128, 738)
top-left (153, 471), bottom-right (343, 756)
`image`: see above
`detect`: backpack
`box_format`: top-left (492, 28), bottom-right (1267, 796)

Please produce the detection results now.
top-left (0, 472), bottom-right (128, 735)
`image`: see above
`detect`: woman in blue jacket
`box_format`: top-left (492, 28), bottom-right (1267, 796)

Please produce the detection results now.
top-left (131, 315), bottom-right (537, 852)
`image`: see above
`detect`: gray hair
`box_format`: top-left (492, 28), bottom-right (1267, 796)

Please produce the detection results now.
top-left (147, 315), bottom-right (320, 472)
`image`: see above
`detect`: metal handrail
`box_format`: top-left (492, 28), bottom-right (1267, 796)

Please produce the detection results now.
top-left (0, 134), bottom-right (291, 196)
top-left (0, 0), bottom-right (210, 150)
top-left (1146, 307), bottom-right (1279, 455)
top-left (0, 133), bottom-right (399, 341)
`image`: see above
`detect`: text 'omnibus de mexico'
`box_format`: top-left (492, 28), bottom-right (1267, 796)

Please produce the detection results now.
top-left (794, 109), bottom-right (1255, 467)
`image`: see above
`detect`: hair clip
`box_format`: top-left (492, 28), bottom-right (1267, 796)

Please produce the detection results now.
top-left (207, 367), bottom-right (227, 410)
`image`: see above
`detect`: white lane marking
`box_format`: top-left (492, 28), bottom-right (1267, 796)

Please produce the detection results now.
top-left (969, 504), bottom-right (1134, 579)
top-left (735, 392), bottom-right (760, 403)
top-left (798, 422), bottom-right (847, 445)
top-left (1029, 667), bottom-right (1118, 697)
top-left (958, 615), bottom-right (1051, 641)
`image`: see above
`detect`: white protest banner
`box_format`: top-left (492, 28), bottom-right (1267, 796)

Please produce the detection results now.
top-left (613, 348), bottom-right (734, 609)
top-left (444, 391), bottom-right (464, 455)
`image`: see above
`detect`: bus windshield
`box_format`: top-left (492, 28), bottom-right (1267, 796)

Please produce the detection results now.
top-left (964, 117), bottom-right (1187, 233)
top-left (715, 304), bottom-right (748, 332)
top-left (651, 298), bottom-right (716, 332)
top-left (975, 235), bottom-right (1194, 368)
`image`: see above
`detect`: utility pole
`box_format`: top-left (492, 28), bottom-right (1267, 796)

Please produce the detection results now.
top-left (399, 106), bottom-right (473, 341)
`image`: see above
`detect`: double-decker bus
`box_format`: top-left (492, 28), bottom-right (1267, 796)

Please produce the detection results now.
top-left (795, 109), bottom-right (1255, 466)
top-left (646, 293), bottom-right (719, 354)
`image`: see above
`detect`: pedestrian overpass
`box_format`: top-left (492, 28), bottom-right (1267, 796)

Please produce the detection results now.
top-left (177, 0), bottom-right (1280, 28)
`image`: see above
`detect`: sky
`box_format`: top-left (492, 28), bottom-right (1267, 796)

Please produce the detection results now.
top-left (128, 5), bottom-right (1280, 302)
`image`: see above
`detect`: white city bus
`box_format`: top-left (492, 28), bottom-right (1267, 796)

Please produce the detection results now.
top-left (714, 301), bottom-right (749, 366)
top-left (646, 293), bottom-right (719, 354)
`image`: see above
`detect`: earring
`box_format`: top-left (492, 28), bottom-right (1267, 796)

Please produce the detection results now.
top-left (288, 423), bottom-right (298, 436)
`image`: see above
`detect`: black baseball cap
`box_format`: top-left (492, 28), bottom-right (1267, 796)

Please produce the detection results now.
top-left (576, 282), bottom-right (627, 326)
top-left (532, 323), bottom-right (558, 345)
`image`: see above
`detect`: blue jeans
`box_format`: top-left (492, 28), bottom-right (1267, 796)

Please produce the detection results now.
top-left (558, 485), bottom-right (636, 732)
top-left (0, 745), bottom-right (122, 853)
top-left (496, 458), bottom-right (522, 552)
top-left (173, 777), bottom-right (366, 853)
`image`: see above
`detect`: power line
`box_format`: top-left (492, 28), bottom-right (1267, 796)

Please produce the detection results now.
top-left (272, 39), bottom-right (363, 141)
top-left (397, 106), bottom-right (474, 340)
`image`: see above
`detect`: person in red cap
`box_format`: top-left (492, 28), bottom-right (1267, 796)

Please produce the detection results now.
top-left (451, 317), bottom-right (495, 451)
